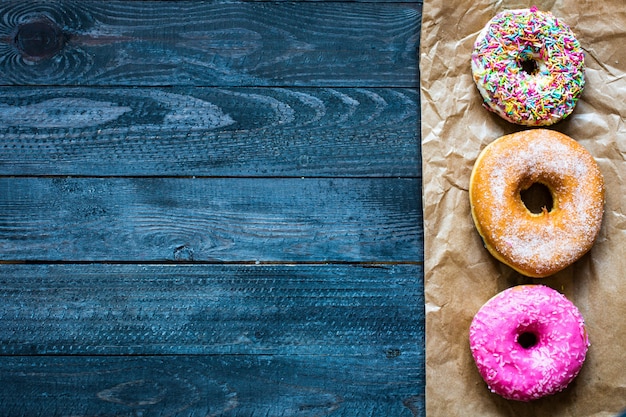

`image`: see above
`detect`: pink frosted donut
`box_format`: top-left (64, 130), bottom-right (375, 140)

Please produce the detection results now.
top-left (469, 285), bottom-right (589, 401)
top-left (471, 7), bottom-right (585, 126)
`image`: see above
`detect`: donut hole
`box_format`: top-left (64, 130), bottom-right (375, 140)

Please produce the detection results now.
top-left (518, 58), bottom-right (539, 75)
top-left (517, 331), bottom-right (539, 349)
top-left (520, 182), bottom-right (553, 214)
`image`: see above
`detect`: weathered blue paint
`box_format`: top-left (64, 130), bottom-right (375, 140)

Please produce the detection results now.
top-left (0, 0), bottom-right (424, 415)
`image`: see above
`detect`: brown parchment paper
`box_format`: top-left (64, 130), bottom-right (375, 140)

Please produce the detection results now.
top-left (420, 0), bottom-right (626, 415)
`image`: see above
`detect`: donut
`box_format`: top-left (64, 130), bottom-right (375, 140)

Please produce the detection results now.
top-left (471, 7), bottom-right (585, 126)
top-left (469, 129), bottom-right (604, 278)
top-left (469, 285), bottom-right (589, 401)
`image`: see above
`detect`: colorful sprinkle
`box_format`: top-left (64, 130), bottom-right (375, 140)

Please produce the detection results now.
top-left (471, 9), bottom-right (585, 126)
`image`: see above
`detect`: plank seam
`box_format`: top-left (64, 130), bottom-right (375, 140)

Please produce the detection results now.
top-left (0, 260), bottom-right (423, 266)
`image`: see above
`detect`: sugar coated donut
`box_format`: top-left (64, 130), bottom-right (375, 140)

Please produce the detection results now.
top-left (469, 129), bottom-right (604, 278)
top-left (469, 285), bottom-right (589, 401)
top-left (471, 7), bottom-right (585, 126)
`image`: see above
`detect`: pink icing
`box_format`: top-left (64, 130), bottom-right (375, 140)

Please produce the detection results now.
top-left (469, 285), bottom-right (589, 401)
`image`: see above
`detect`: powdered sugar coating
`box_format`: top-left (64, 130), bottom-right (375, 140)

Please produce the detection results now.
top-left (469, 129), bottom-right (604, 277)
top-left (472, 8), bottom-right (585, 126)
top-left (469, 285), bottom-right (589, 401)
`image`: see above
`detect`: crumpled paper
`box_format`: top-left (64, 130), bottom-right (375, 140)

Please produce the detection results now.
top-left (420, 0), bottom-right (626, 415)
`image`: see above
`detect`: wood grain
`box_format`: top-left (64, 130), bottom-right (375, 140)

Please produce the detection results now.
top-left (0, 354), bottom-right (424, 416)
top-left (0, 1), bottom-right (421, 87)
top-left (0, 177), bottom-right (422, 262)
top-left (0, 263), bottom-right (424, 414)
top-left (0, 0), bottom-right (425, 415)
top-left (0, 87), bottom-right (420, 177)
top-left (0, 263), bottom-right (423, 355)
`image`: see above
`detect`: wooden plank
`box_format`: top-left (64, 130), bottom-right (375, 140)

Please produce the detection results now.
top-left (0, 263), bottom-right (423, 355)
top-left (0, 177), bottom-right (422, 262)
top-left (0, 263), bottom-right (425, 412)
top-left (0, 87), bottom-right (421, 177)
top-left (0, 1), bottom-right (421, 87)
top-left (0, 354), bottom-right (425, 416)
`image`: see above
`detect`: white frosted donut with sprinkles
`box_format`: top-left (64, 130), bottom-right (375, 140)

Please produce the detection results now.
top-left (469, 285), bottom-right (589, 402)
top-left (471, 7), bottom-right (585, 126)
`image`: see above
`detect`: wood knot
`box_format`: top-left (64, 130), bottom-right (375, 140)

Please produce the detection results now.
top-left (97, 379), bottom-right (166, 407)
top-left (14, 17), bottom-right (66, 61)
top-left (385, 348), bottom-right (402, 358)
top-left (173, 244), bottom-right (194, 261)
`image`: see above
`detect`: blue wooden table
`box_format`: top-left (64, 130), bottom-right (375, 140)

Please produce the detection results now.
top-left (0, 1), bottom-right (424, 415)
